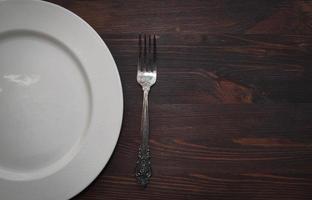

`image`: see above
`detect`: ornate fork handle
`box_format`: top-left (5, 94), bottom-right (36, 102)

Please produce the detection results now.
top-left (136, 145), bottom-right (152, 186)
top-left (136, 89), bottom-right (152, 186)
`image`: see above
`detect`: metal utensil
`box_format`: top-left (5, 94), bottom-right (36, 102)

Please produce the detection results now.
top-left (135, 34), bottom-right (157, 186)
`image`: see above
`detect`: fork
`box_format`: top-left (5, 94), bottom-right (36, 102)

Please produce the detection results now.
top-left (135, 34), bottom-right (157, 186)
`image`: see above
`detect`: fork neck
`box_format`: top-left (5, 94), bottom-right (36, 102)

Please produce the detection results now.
top-left (143, 88), bottom-right (149, 104)
top-left (141, 87), bottom-right (150, 149)
top-left (143, 86), bottom-right (150, 93)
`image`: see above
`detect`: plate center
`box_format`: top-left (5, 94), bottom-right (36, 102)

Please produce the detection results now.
top-left (0, 31), bottom-right (91, 180)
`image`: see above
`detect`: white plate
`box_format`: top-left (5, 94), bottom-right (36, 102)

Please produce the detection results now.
top-left (0, 0), bottom-right (123, 199)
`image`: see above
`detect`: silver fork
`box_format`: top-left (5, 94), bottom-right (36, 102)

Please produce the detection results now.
top-left (135, 34), bottom-right (157, 186)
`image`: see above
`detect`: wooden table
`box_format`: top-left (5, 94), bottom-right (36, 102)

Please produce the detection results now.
top-left (47, 1), bottom-right (312, 199)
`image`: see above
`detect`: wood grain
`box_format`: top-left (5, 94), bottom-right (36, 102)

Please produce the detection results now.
top-left (43, 0), bottom-right (312, 199)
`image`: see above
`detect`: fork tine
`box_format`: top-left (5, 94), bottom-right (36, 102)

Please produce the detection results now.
top-left (148, 35), bottom-right (152, 71)
top-left (143, 34), bottom-right (147, 71)
top-left (137, 34), bottom-right (142, 72)
top-left (152, 34), bottom-right (157, 71)
top-left (148, 35), bottom-right (151, 54)
top-left (138, 34), bottom-right (142, 59)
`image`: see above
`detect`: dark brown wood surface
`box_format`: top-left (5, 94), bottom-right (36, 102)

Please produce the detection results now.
top-left (46, 0), bottom-right (312, 199)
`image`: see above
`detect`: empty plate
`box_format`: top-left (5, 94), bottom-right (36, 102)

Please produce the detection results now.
top-left (0, 1), bottom-right (123, 199)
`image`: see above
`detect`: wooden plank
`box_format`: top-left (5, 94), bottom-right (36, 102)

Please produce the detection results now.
top-left (47, 0), bottom-right (312, 34)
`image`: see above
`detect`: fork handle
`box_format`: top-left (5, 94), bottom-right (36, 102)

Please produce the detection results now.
top-left (136, 88), bottom-right (152, 186)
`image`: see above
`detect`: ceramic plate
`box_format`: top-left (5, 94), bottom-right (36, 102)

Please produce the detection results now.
top-left (0, 0), bottom-right (123, 199)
